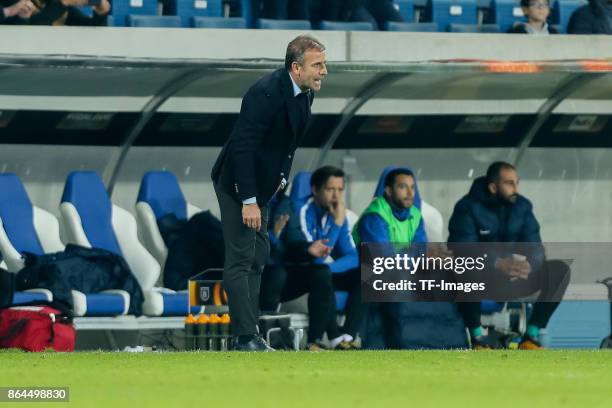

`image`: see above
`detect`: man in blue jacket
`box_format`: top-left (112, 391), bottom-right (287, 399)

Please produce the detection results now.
top-left (262, 166), bottom-right (362, 350)
top-left (448, 162), bottom-right (570, 349)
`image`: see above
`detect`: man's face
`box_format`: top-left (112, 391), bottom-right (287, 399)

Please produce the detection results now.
top-left (489, 168), bottom-right (519, 204)
top-left (384, 174), bottom-right (415, 210)
top-left (292, 50), bottom-right (327, 92)
top-left (522, 1), bottom-right (550, 23)
top-left (312, 176), bottom-right (344, 209)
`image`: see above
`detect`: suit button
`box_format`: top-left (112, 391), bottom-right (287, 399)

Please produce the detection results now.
top-left (288, 154), bottom-right (292, 159)
top-left (280, 172), bottom-right (285, 176)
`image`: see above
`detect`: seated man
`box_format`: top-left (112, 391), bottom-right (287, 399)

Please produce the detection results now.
top-left (260, 166), bottom-right (363, 350)
top-left (448, 161), bottom-right (570, 350)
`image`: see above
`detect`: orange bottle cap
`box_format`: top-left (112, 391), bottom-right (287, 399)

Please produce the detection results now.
top-left (184, 314), bottom-right (197, 324)
top-left (197, 314), bottom-right (210, 324)
top-left (220, 314), bottom-right (231, 324)
top-left (208, 314), bottom-right (221, 324)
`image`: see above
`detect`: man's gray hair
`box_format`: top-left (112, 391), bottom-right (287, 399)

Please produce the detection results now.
top-left (285, 35), bottom-right (326, 71)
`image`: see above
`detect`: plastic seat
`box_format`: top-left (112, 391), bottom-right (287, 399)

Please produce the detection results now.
top-left (316, 21), bottom-right (375, 31)
top-left (448, 23), bottom-right (501, 32)
top-left (110, 0), bottom-right (157, 27)
top-left (0, 173), bottom-right (127, 316)
top-left (384, 21), bottom-right (439, 31)
top-left (165, 0), bottom-right (223, 27)
top-left (135, 171), bottom-right (202, 270)
top-left (256, 18), bottom-right (312, 30)
top-left (425, 0), bottom-right (478, 31)
top-left (126, 15), bottom-right (182, 27)
top-left (60, 171), bottom-right (187, 316)
top-left (485, 0), bottom-right (526, 32)
top-left (192, 16), bottom-right (247, 28)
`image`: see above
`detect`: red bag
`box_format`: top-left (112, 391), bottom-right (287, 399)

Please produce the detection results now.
top-left (0, 304), bottom-right (75, 352)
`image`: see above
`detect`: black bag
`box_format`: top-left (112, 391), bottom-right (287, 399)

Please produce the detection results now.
top-left (0, 268), bottom-right (15, 308)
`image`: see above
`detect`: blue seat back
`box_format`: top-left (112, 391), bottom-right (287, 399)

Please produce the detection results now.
top-left (61, 171), bottom-right (123, 256)
top-left (448, 23), bottom-right (501, 32)
top-left (289, 172), bottom-right (312, 204)
top-left (165, 0), bottom-right (222, 27)
top-left (110, 0), bottom-right (157, 27)
top-left (137, 171), bottom-right (188, 220)
top-left (192, 16), bottom-right (247, 28)
top-left (486, 0), bottom-right (526, 32)
top-left (256, 18), bottom-right (312, 29)
top-left (0, 173), bottom-right (44, 255)
top-left (317, 21), bottom-right (375, 31)
top-left (384, 21), bottom-right (439, 31)
top-left (373, 166), bottom-right (422, 210)
top-left (426, 0), bottom-right (478, 31)
top-left (394, 0), bottom-right (416, 21)
top-left (551, 0), bottom-right (587, 33)
top-left (126, 15), bottom-right (182, 27)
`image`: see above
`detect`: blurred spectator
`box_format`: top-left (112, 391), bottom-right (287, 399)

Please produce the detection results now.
top-left (1, 0), bottom-right (35, 24)
top-left (311, 0), bottom-right (402, 29)
top-left (508, 0), bottom-right (558, 34)
top-left (568, 0), bottom-right (612, 34)
top-left (259, 0), bottom-right (310, 20)
top-left (28, 0), bottom-right (110, 26)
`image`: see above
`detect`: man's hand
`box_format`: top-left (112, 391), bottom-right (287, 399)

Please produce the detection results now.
top-left (242, 203), bottom-right (261, 231)
top-left (308, 239), bottom-right (331, 258)
top-left (92, 0), bottom-right (110, 15)
top-left (495, 257), bottom-right (532, 281)
top-left (329, 197), bottom-right (346, 226)
top-left (4, 0), bottom-right (35, 18)
top-left (272, 214), bottom-right (289, 238)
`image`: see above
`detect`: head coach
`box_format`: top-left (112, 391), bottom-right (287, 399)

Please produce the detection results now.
top-left (211, 35), bottom-right (328, 351)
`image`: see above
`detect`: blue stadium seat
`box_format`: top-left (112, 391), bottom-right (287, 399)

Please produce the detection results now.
top-left (448, 23), bottom-right (501, 32)
top-left (136, 171), bottom-right (202, 269)
top-left (110, 0), bottom-right (157, 27)
top-left (256, 18), bottom-right (311, 29)
top-left (61, 171), bottom-right (189, 316)
top-left (0, 173), bottom-right (127, 316)
top-left (165, 0), bottom-right (222, 27)
top-left (289, 171), bottom-right (313, 205)
top-left (192, 16), bottom-right (247, 28)
top-left (384, 21), bottom-right (439, 31)
top-left (485, 0), bottom-right (526, 32)
top-left (551, 0), bottom-right (587, 33)
top-left (239, 0), bottom-right (255, 28)
top-left (393, 0), bottom-right (416, 21)
top-left (425, 0), bottom-right (478, 31)
top-left (316, 20), bottom-right (375, 31)
top-left (126, 15), bottom-right (182, 27)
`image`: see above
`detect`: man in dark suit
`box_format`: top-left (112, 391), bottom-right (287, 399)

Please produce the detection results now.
top-left (211, 35), bottom-right (327, 351)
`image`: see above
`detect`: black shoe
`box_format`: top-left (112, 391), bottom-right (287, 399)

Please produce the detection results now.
top-left (232, 335), bottom-right (276, 352)
top-left (471, 335), bottom-right (498, 350)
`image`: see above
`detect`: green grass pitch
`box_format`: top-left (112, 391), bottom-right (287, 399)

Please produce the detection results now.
top-left (1, 350), bottom-right (611, 407)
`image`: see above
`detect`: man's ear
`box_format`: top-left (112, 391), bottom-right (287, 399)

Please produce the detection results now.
top-left (384, 185), bottom-right (392, 198)
top-left (311, 185), bottom-right (317, 196)
top-left (488, 182), bottom-right (497, 195)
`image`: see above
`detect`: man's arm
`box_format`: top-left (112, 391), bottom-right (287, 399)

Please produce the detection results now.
top-left (232, 85), bottom-right (278, 202)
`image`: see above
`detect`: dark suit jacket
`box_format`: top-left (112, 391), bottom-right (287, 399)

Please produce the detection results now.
top-left (211, 68), bottom-right (314, 205)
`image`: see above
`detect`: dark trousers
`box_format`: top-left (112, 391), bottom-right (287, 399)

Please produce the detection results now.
top-left (457, 260), bottom-right (571, 331)
top-left (260, 263), bottom-right (364, 342)
top-left (214, 183), bottom-right (270, 337)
